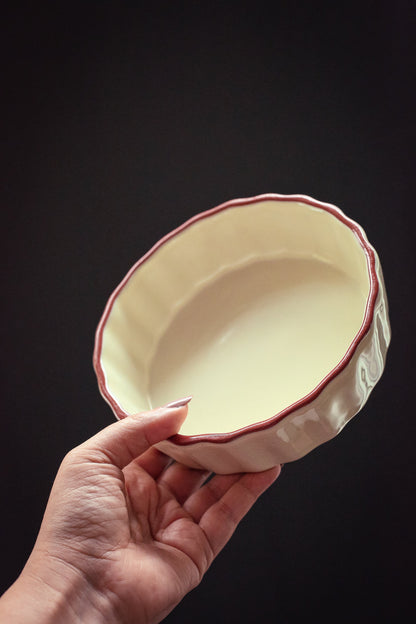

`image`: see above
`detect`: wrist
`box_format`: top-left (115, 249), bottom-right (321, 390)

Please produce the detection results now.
top-left (0, 552), bottom-right (114, 624)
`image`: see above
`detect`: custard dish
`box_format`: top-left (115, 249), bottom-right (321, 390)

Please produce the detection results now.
top-left (93, 194), bottom-right (390, 473)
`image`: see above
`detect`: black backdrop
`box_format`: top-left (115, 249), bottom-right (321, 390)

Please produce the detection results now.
top-left (2, 2), bottom-right (415, 622)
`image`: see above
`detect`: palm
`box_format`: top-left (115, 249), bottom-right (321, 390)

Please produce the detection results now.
top-left (103, 452), bottom-right (214, 620)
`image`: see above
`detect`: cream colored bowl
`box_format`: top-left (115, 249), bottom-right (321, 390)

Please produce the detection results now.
top-left (93, 194), bottom-right (390, 473)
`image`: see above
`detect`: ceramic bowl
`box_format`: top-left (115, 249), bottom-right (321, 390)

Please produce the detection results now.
top-left (93, 194), bottom-right (390, 473)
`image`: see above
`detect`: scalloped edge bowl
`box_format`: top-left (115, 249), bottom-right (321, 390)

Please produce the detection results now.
top-left (93, 194), bottom-right (391, 473)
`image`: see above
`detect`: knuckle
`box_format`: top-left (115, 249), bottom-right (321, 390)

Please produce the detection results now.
top-left (216, 498), bottom-right (238, 525)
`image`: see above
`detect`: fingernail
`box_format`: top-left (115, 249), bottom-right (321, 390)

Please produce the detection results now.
top-left (164, 396), bottom-right (193, 409)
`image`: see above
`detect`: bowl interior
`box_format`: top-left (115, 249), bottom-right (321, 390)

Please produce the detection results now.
top-left (98, 198), bottom-right (371, 436)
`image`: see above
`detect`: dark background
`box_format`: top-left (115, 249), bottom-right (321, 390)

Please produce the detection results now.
top-left (2, 2), bottom-right (415, 622)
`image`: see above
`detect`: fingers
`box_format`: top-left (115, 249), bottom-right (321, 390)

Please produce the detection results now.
top-left (196, 466), bottom-right (281, 558)
top-left (129, 446), bottom-right (173, 480)
top-left (184, 473), bottom-right (242, 522)
top-left (158, 463), bottom-right (211, 505)
top-left (77, 405), bottom-right (188, 470)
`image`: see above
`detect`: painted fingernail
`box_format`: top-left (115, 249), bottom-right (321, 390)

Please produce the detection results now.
top-left (164, 396), bottom-right (193, 409)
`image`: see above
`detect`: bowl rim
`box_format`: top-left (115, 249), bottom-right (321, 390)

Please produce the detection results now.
top-left (93, 193), bottom-right (379, 445)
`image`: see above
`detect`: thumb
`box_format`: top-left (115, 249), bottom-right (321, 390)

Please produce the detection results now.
top-left (79, 399), bottom-right (190, 470)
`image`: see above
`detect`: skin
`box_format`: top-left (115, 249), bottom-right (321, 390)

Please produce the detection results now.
top-left (0, 405), bottom-right (280, 623)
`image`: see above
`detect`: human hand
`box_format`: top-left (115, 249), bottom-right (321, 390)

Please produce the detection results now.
top-left (0, 403), bottom-right (280, 624)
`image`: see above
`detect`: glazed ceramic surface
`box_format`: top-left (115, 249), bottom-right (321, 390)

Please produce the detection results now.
top-left (93, 194), bottom-right (390, 473)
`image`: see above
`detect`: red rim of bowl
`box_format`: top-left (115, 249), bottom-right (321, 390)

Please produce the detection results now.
top-left (93, 193), bottom-right (379, 446)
